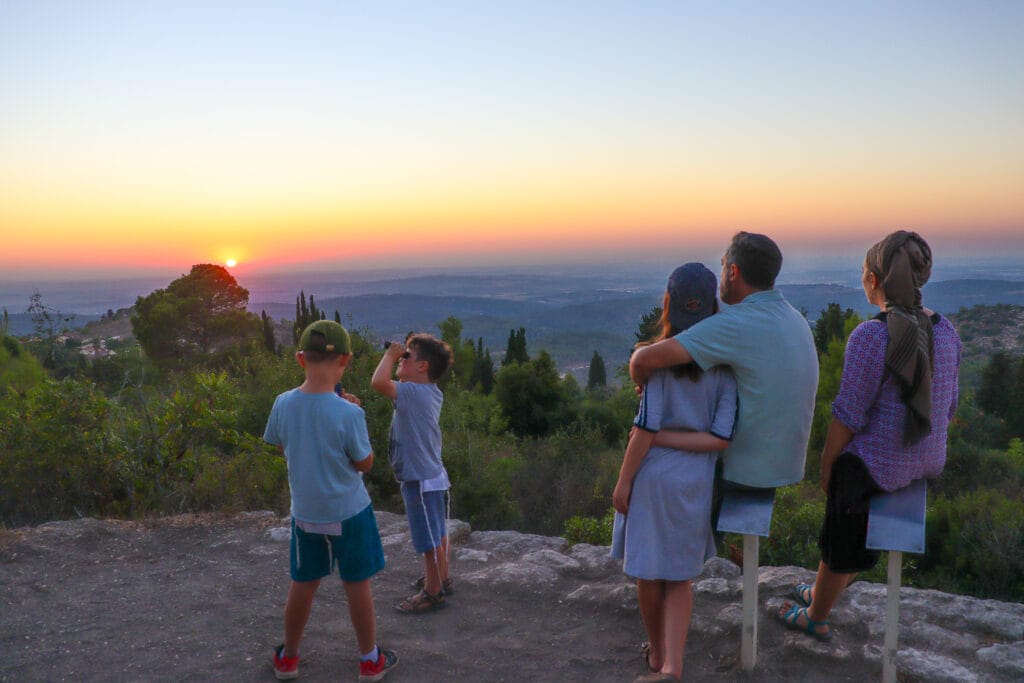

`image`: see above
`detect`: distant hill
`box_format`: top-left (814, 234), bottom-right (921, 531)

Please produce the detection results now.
top-left (948, 304), bottom-right (1024, 355)
top-left (6, 274), bottom-right (1024, 381)
top-left (254, 278), bottom-right (1024, 379)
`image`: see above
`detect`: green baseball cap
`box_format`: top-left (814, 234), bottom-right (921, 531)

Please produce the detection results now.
top-left (298, 320), bottom-right (352, 354)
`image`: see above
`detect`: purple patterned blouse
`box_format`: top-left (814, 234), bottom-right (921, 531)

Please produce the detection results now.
top-left (831, 314), bottom-right (961, 492)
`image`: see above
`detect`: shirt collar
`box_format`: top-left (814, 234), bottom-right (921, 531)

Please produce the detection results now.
top-left (737, 289), bottom-right (783, 304)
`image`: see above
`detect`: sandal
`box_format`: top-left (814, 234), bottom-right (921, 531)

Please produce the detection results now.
top-left (396, 589), bottom-right (446, 614)
top-left (777, 603), bottom-right (832, 642)
top-left (640, 641), bottom-right (657, 673)
top-left (413, 576), bottom-right (454, 596)
top-left (631, 673), bottom-right (679, 682)
top-left (791, 583), bottom-right (814, 607)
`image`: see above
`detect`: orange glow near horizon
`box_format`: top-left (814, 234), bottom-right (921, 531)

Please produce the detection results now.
top-left (2, 132), bottom-right (1023, 276)
top-left (2, 190), bottom-right (1022, 277)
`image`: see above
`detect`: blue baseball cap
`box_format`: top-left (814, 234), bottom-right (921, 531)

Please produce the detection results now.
top-left (667, 263), bottom-right (717, 330)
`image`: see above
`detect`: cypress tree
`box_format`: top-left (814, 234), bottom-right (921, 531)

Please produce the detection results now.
top-left (587, 350), bottom-right (607, 390)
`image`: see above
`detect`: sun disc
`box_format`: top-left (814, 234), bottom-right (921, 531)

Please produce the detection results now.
top-left (225, 259), bottom-right (237, 268)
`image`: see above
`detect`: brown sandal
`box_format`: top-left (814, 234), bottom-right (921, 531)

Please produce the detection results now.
top-left (413, 576), bottom-right (454, 596)
top-left (396, 589), bottom-right (446, 614)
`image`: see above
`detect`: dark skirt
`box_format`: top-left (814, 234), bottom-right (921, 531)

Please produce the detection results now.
top-left (819, 452), bottom-right (883, 573)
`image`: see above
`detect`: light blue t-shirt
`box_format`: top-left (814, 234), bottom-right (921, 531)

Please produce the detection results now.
top-left (634, 365), bottom-right (738, 442)
top-left (263, 388), bottom-right (373, 524)
top-left (389, 381), bottom-right (446, 484)
top-left (675, 289), bottom-right (818, 487)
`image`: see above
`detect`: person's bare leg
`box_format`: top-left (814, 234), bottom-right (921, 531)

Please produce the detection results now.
top-left (637, 579), bottom-right (666, 671)
top-left (660, 580), bottom-right (693, 680)
top-left (808, 561), bottom-right (855, 621)
top-left (437, 535), bottom-right (450, 583)
top-left (283, 579), bottom-right (320, 657)
top-left (782, 561), bottom-right (856, 636)
top-left (343, 579), bottom-right (377, 654)
top-left (421, 548), bottom-right (442, 595)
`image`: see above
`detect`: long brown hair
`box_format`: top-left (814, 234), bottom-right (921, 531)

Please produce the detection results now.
top-left (635, 291), bottom-right (715, 382)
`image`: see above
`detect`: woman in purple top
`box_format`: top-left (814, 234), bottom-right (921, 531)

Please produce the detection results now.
top-left (778, 231), bottom-right (961, 641)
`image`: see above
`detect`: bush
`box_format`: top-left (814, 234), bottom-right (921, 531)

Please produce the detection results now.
top-left (181, 434), bottom-right (289, 512)
top-left (920, 490), bottom-right (1024, 601)
top-left (509, 431), bottom-right (620, 536)
top-left (564, 508), bottom-right (615, 546)
top-left (0, 378), bottom-right (133, 525)
top-left (754, 481), bottom-right (825, 570)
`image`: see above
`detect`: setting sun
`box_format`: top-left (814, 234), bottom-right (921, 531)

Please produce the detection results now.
top-left (225, 259), bottom-right (237, 268)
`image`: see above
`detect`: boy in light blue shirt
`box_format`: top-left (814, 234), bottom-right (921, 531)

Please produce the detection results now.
top-left (264, 320), bottom-right (397, 681)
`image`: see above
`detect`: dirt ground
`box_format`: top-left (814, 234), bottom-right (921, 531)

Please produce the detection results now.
top-left (0, 513), bottom-right (878, 682)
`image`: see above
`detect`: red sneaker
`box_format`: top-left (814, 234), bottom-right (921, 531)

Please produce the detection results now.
top-left (272, 644), bottom-right (299, 680)
top-left (359, 647), bottom-right (399, 682)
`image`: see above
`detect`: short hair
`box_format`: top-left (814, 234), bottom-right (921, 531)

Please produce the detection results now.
top-left (724, 231), bottom-right (783, 289)
top-left (407, 333), bottom-right (453, 382)
top-left (301, 349), bottom-right (342, 364)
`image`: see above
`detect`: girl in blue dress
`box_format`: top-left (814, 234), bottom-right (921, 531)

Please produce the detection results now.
top-left (612, 262), bottom-right (737, 682)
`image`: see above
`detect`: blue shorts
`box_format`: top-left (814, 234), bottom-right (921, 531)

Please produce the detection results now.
top-left (289, 505), bottom-right (385, 583)
top-left (400, 481), bottom-right (448, 553)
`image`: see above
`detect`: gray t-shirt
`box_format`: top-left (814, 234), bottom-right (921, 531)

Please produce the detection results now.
top-left (389, 381), bottom-right (446, 483)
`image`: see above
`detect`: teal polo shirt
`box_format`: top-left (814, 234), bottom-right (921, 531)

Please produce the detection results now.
top-left (675, 289), bottom-right (818, 487)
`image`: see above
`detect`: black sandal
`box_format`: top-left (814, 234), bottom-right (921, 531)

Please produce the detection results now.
top-left (413, 576), bottom-right (454, 595)
top-left (640, 641), bottom-right (657, 672)
top-left (396, 589), bottom-right (446, 614)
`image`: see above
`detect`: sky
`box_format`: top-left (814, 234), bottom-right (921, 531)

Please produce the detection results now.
top-left (1, 1), bottom-right (1023, 279)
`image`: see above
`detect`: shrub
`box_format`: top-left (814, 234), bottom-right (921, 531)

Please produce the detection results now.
top-left (755, 481), bottom-right (825, 570)
top-left (920, 490), bottom-right (1024, 601)
top-left (564, 508), bottom-right (615, 546)
top-left (509, 431), bottom-right (620, 536)
top-left (0, 378), bottom-right (133, 525)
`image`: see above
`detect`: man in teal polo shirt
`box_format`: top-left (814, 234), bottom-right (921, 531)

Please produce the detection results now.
top-left (630, 232), bottom-right (818, 487)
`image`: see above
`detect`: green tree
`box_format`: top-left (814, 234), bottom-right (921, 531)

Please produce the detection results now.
top-left (131, 264), bottom-right (260, 367)
top-left (587, 350), bottom-right (607, 390)
top-left (495, 350), bottom-right (571, 437)
top-left (636, 306), bottom-right (662, 344)
top-left (813, 303), bottom-right (857, 355)
top-left (977, 352), bottom-right (1016, 421)
top-left (470, 337), bottom-right (495, 394)
top-left (806, 313), bottom-right (861, 476)
top-left (293, 290), bottom-right (326, 342)
top-left (438, 316), bottom-right (476, 389)
top-left (502, 327), bottom-right (529, 366)
top-left (260, 310), bottom-right (277, 355)
top-left (1008, 357), bottom-right (1024, 439)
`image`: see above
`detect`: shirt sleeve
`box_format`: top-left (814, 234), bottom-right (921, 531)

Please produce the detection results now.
top-left (344, 407), bottom-right (373, 463)
top-left (393, 380), bottom-right (410, 408)
top-left (634, 370), bottom-right (665, 433)
top-left (674, 313), bottom-right (734, 371)
top-left (948, 330), bottom-right (962, 422)
top-left (710, 368), bottom-right (738, 441)
top-left (263, 394), bottom-right (282, 446)
top-left (831, 321), bottom-right (887, 432)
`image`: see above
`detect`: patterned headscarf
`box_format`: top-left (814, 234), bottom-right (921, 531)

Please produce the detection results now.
top-left (865, 230), bottom-right (934, 445)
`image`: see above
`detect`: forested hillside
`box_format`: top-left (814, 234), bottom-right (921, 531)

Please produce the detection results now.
top-left (2, 266), bottom-right (1022, 603)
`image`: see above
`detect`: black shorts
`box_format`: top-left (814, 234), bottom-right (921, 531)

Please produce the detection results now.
top-left (819, 452), bottom-right (883, 574)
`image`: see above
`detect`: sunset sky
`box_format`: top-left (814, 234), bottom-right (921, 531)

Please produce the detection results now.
top-left (2, 1), bottom-right (1022, 279)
